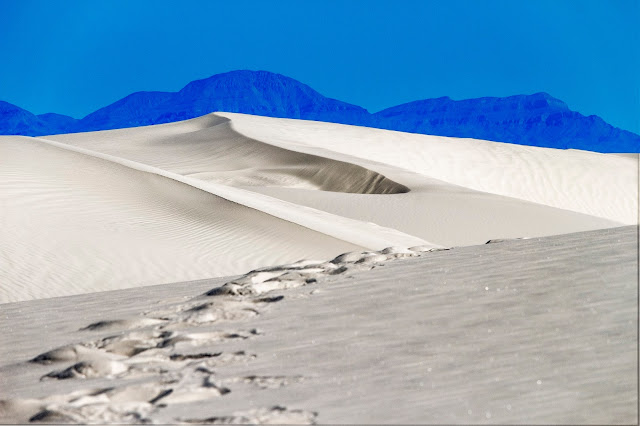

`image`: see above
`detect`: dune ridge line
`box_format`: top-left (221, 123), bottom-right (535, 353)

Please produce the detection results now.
top-left (30, 135), bottom-right (435, 250)
top-left (217, 112), bottom-right (637, 225)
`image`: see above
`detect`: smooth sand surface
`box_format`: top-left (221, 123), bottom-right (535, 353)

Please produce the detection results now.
top-left (220, 113), bottom-right (637, 225)
top-left (1, 112), bottom-right (635, 303)
top-left (0, 226), bottom-right (636, 424)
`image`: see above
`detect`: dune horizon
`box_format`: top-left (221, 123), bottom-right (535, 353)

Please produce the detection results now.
top-left (1, 112), bottom-right (636, 303)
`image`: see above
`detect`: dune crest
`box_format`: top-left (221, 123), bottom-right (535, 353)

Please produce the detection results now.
top-left (219, 112), bottom-right (637, 225)
top-left (47, 115), bottom-right (409, 194)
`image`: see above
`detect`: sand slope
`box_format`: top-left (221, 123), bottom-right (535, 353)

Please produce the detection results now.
top-left (0, 136), bottom-right (366, 302)
top-left (0, 226), bottom-right (636, 424)
top-left (48, 112), bottom-right (626, 246)
top-left (2, 112), bottom-right (635, 301)
top-left (220, 112), bottom-right (637, 224)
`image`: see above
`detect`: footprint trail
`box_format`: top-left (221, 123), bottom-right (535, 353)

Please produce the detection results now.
top-left (1, 245), bottom-right (448, 424)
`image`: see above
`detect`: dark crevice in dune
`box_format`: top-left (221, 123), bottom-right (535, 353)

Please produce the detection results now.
top-left (162, 117), bottom-right (410, 195)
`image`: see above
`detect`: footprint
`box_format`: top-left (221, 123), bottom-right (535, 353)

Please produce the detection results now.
top-left (379, 246), bottom-right (419, 258)
top-left (90, 330), bottom-right (175, 356)
top-left (354, 254), bottom-right (388, 264)
top-left (166, 303), bottom-right (260, 328)
top-left (30, 344), bottom-right (120, 365)
top-left (80, 317), bottom-right (167, 332)
top-left (41, 359), bottom-right (129, 380)
top-left (206, 271), bottom-right (318, 297)
top-left (137, 297), bottom-right (270, 329)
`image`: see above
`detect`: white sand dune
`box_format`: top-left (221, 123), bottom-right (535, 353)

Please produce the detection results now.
top-left (0, 136), bottom-right (366, 303)
top-left (1, 112), bottom-right (636, 302)
top-left (219, 112), bottom-right (637, 224)
top-left (48, 113), bottom-right (628, 245)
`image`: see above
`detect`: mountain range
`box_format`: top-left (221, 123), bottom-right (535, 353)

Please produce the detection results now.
top-left (1, 70), bottom-right (638, 152)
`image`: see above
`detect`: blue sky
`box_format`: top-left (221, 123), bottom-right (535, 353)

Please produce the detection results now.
top-left (0, 0), bottom-right (638, 133)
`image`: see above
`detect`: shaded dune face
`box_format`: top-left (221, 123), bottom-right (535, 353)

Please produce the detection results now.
top-left (151, 119), bottom-right (409, 194)
top-left (56, 115), bottom-right (409, 195)
top-left (218, 112), bottom-right (637, 225)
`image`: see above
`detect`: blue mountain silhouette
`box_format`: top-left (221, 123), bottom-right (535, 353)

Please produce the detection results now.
top-left (1, 70), bottom-right (638, 152)
top-left (370, 93), bottom-right (640, 152)
top-left (76, 70), bottom-right (370, 131)
top-left (0, 101), bottom-right (76, 136)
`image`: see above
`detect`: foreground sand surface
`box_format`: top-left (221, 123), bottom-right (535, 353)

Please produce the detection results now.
top-left (0, 227), bottom-right (636, 424)
top-left (1, 112), bottom-right (636, 302)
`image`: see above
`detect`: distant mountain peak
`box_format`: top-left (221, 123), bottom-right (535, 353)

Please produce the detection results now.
top-left (0, 70), bottom-right (637, 152)
top-left (180, 70), bottom-right (317, 95)
top-left (0, 100), bottom-right (26, 112)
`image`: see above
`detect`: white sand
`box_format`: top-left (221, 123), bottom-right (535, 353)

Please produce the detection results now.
top-left (0, 137), bottom-right (363, 302)
top-left (0, 226), bottom-right (636, 424)
top-left (1, 112), bottom-right (637, 424)
top-left (1, 112), bottom-right (636, 302)
top-left (219, 112), bottom-right (637, 225)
